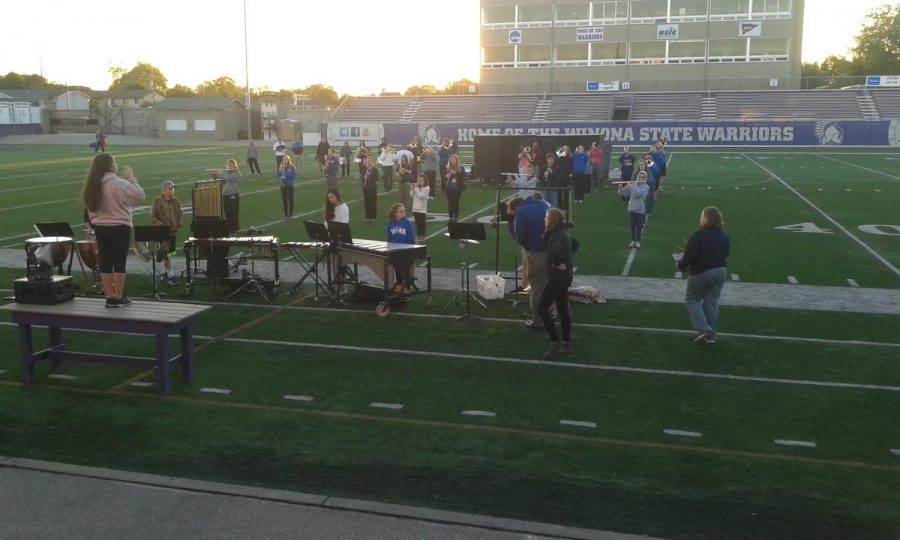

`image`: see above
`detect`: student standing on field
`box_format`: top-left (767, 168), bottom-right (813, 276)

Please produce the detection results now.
top-left (246, 140), bottom-right (262, 175)
top-left (677, 207), bottom-right (729, 344)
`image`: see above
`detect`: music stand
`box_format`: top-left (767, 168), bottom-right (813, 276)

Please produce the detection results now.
top-left (33, 222), bottom-right (76, 275)
top-left (134, 225), bottom-right (171, 300)
top-left (287, 221), bottom-right (331, 297)
top-left (444, 221), bottom-right (487, 321)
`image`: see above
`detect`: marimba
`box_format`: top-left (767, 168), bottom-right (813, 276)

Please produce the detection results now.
top-left (183, 235), bottom-right (279, 298)
top-left (338, 239), bottom-right (431, 316)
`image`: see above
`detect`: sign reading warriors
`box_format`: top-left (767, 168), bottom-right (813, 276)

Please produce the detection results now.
top-left (657, 24), bottom-right (679, 39)
top-left (740, 21), bottom-right (762, 37)
top-left (576, 27), bottom-right (604, 42)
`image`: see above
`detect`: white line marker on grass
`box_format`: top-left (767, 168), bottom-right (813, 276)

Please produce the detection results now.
top-left (462, 410), bottom-right (496, 418)
top-left (130, 381), bottom-right (153, 388)
top-left (200, 388), bottom-right (232, 395)
top-left (731, 274), bottom-right (740, 281)
top-left (560, 420), bottom-right (597, 429)
top-left (370, 402), bottom-right (404, 410)
top-left (283, 395), bottom-right (314, 402)
top-left (847, 279), bottom-right (859, 287)
top-left (48, 374), bottom-right (77, 380)
top-left (818, 154), bottom-right (900, 181)
top-left (787, 276), bottom-right (799, 284)
top-left (621, 246), bottom-right (637, 276)
top-left (743, 154), bottom-right (900, 278)
top-left (890, 449), bottom-right (900, 456)
top-left (675, 271), bottom-right (683, 279)
top-left (775, 439), bottom-right (816, 448)
top-left (664, 429), bottom-right (702, 438)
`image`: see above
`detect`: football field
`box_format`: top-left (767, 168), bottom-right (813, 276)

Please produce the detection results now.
top-left (0, 143), bottom-right (898, 538)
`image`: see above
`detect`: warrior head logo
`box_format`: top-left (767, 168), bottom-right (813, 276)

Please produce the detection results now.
top-left (815, 120), bottom-right (843, 145)
top-left (418, 124), bottom-right (442, 146)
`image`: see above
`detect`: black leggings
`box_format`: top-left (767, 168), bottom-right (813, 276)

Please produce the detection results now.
top-left (94, 224), bottom-right (131, 273)
top-left (538, 278), bottom-right (572, 342)
top-left (247, 158), bottom-right (261, 174)
top-left (413, 212), bottom-right (426, 237)
top-left (280, 185), bottom-right (294, 217)
top-left (446, 189), bottom-right (461, 220)
top-left (341, 159), bottom-right (351, 176)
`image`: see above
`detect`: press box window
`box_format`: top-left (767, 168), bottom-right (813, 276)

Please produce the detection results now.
top-left (671, 0), bottom-right (709, 17)
top-left (630, 41), bottom-right (666, 63)
top-left (518, 45), bottom-right (552, 64)
top-left (482, 6), bottom-right (515, 25)
top-left (482, 46), bottom-right (515, 64)
top-left (556, 43), bottom-right (590, 62)
top-left (591, 42), bottom-right (627, 63)
top-left (749, 37), bottom-right (789, 57)
top-left (668, 40), bottom-right (707, 60)
top-left (710, 0), bottom-right (751, 18)
top-left (753, 0), bottom-right (792, 15)
top-left (591, 1), bottom-right (628, 23)
top-left (709, 38), bottom-right (749, 60)
top-left (556, 3), bottom-right (590, 23)
top-left (519, 4), bottom-right (552, 24)
top-left (631, 0), bottom-right (667, 21)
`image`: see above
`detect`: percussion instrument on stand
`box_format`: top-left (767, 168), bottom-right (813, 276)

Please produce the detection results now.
top-left (75, 240), bottom-right (103, 295)
top-left (24, 236), bottom-right (74, 279)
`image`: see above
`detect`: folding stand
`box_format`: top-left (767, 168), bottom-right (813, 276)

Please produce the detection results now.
top-left (135, 225), bottom-right (172, 300)
top-left (286, 221), bottom-right (333, 298)
top-left (444, 221), bottom-right (487, 321)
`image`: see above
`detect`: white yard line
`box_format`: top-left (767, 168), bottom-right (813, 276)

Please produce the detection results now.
top-left (775, 439), bottom-right (817, 448)
top-left (663, 429), bottom-right (702, 438)
top-left (47, 374), bottom-right (77, 380)
top-left (370, 402), bottom-right (404, 410)
top-left (560, 420), bottom-right (597, 429)
top-left (847, 279), bottom-right (859, 287)
top-left (743, 154), bottom-right (900, 278)
top-left (220, 337), bottom-right (900, 393)
top-left (130, 381), bottom-right (153, 388)
top-left (621, 247), bottom-right (637, 276)
top-left (817, 154), bottom-right (900, 181)
top-left (462, 410), bottom-right (497, 418)
top-left (200, 387), bottom-right (232, 395)
top-left (283, 394), bottom-right (314, 402)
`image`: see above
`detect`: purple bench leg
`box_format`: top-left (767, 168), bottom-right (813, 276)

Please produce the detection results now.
top-left (155, 334), bottom-right (171, 395)
top-left (17, 324), bottom-right (34, 381)
top-left (48, 326), bottom-right (63, 370)
top-left (180, 325), bottom-right (194, 384)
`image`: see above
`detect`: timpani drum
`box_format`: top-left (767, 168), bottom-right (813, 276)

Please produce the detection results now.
top-left (76, 240), bottom-right (99, 271)
top-left (24, 236), bottom-right (73, 274)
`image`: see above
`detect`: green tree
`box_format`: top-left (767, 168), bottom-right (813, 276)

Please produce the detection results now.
top-left (0, 72), bottom-right (56, 89)
top-left (109, 62), bottom-right (168, 93)
top-left (195, 76), bottom-right (244, 99)
top-left (404, 84), bottom-right (439, 96)
top-left (167, 84), bottom-right (196, 97)
top-left (297, 84), bottom-right (340, 106)
top-left (443, 78), bottom-right (479, 95)
top-left (851, 3), bottom-right (900, 75)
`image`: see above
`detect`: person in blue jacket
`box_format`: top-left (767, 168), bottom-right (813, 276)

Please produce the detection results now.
top-left (386, 202), bottom-right (416, 294)
top-left (570, 145), bottom-right (591, 203)
top-left (654, 139), bottom-right (668, 191)
top-left (278, 155), bottom-right (297, 219)
top-left (515, 193), bottom-right (551, 329)
top-left (642, 153), bottom-right (659, 216)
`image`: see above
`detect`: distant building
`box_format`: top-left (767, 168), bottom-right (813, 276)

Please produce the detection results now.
top-left (156, 97), bottom-right (250, 140)
top-left (479, 0), bottom-right (805, 93)
top-left (94, 89), bottom-right (165, 108)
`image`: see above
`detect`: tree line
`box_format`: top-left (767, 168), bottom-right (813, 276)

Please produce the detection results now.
top-left (801, 4), bottom-right (899, 88)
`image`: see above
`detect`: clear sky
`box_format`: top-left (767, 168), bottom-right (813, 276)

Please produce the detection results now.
top-left (0, 0), bottom-right (892, 95)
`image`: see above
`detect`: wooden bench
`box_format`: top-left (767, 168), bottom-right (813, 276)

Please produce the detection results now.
top-left (0, 298), bottom-right (212, 395)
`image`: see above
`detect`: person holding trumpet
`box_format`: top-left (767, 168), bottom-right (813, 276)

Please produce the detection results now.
top-left (210, 159), bottom-right (241, 234)
top-left (617, 170), bottom-right (650, 249)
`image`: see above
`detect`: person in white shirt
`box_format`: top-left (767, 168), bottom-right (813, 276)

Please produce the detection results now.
top-left (378, 145), bottom-right (396, 192)
top-left (513, 164), bottom-right (539, 199)
top-left (410, 174), bottom-right (430, 242)
top-left (324, 187), bottom-right (349, 224)
top-left (273, 139), bottom-right (286, 169)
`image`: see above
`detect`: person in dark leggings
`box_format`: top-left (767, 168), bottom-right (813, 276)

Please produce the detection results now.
top-left (361, 156), bottom-right (380, 223)
top-left (278, 155), bottom-right (297, 219)
top-left (537, 208), bottom-right (577, 358)
top-left (443, 154), bottom-right (466, 222)
top-left (81, 152), bottom-right (145, 307)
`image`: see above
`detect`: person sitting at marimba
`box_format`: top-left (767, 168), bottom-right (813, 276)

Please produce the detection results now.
top-left (386, 203), bottom-right (415, 294)
top-left (324, 188), bottom-right (349, 225)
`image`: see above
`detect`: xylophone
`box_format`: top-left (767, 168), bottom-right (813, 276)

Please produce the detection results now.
top-left (337, 239), bottom-right (431, 316)
top-left (183, 235), bottom-right (279, 298)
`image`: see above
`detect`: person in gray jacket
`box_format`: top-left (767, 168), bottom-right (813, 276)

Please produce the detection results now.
top-left (212, 159), bottom-right (242, 234)
top-left (246, 140), bottom-right (261, 175)
top-left (618, 171), bottom-right (649, 249)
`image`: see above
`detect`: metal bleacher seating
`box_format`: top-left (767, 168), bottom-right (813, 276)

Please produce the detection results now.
top-left (542, 94), bottom-right (614, 121)
top-left (339, 96), bottom-right (414, 122)
top-left (409, 95), bottom-right (540, 122)
top-left (714, 90), bottom-right (864, 120)
top-left (629, 92), bottom-right (704, 120)
top-left (869, 88), bottom-right (900, 119)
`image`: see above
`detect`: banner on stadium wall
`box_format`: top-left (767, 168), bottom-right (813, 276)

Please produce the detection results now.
top-left (370, 120), bottom-right (900, 147)
top-left (324, 122), bottom-right (385, 146)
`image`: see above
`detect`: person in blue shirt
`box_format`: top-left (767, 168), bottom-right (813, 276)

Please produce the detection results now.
top-left (515, 193), bottom-right (551, 329)
top-left (676, 207), bottom-right (730, 344)
top-left (386, 203), bottom-right (416, 294)
top-left (619, 147), bottom-right (636, 183)
top-left (642, 154), bottom-right (659, 216)
top-left (278, 155), bottom-right (297, 219)
top-left (570, 145), bottom-right (591, 203)
top-left (650, 144), bottom-right (667, 194)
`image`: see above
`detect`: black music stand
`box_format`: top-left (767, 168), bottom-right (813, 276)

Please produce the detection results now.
top-left (444, 221), bottom-right (487, 321)
top-left (135, 225), bottom-right (172, 300)
top-left (287, 221), bottom-right (332, 297)
top-left (324, 221), bottom-right (353, 307)
top-left (33, 222), bottom-right (76, 275)
top-left (191, 219), bottom-right (230, 279)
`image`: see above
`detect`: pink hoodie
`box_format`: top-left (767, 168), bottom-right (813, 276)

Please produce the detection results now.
top-left (88, 172), bottom-right (145, 227)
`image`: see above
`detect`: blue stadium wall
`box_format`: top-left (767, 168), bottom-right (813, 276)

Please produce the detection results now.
top-left (369, 120), bottom-right (900, 147)
top-left (0, 124), bottom-right (42, 137)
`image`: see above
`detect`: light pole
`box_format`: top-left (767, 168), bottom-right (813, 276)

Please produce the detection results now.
top-left (243, 0), bottom-right (252, 140)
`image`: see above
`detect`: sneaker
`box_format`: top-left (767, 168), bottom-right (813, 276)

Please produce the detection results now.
top-left (513, 286), bottom-right (527, 293)
top-left (168, 277), bottom-right (180, 285)
top-left (694, 331), bottom-right (711, 343)
top-left (525, 320), bottom-right (544, 330)
top-left (704, 333), bottom-right (717, 344)
top-left (523, 285), bottom-right (532, 293)
top-left (118, 296), bottom-right (133, 306)
top-left (635, 241), bottom-right (641, 248)
top-left (105, 298), bottom-right (120, 308)
top-left (628, 241), bottom-right (635, 248)
top-left (560, 341), bottom-right (572, 354)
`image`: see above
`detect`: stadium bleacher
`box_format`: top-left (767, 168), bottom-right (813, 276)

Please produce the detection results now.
top-left (335, 89), bottom-right (898, 124)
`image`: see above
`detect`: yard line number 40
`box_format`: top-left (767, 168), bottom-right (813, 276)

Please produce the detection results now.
top-left (775, 223), bottom-right (900, 236)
